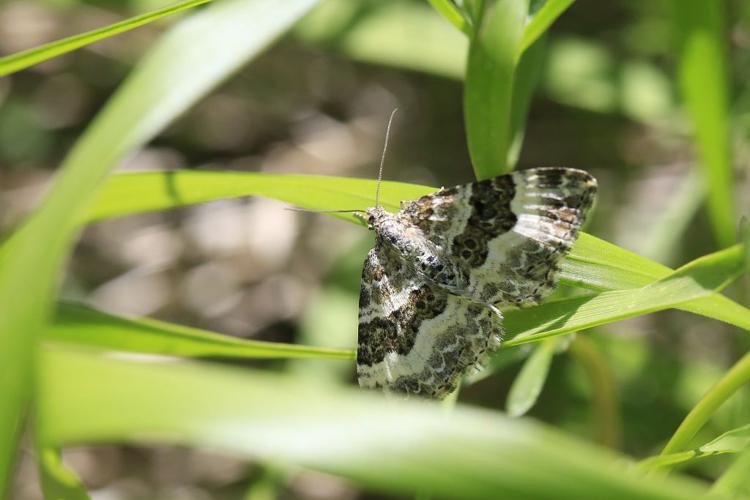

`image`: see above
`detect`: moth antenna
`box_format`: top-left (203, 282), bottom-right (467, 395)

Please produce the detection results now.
top-left (285, 207), bottom-right (364, 214)
top-left (375, 108), bottom-right (399, 209)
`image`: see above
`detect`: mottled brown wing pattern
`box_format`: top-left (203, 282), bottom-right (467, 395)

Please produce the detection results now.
top-left (399, 167), bottom-right (597, 307)
top-left (357, 244), bottom-right (502, 398)
top-left (356, 167), bottom-right (596, 399)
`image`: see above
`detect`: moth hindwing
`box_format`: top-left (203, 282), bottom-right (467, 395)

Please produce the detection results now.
top-left (356, 167), bottom-right (597, 398)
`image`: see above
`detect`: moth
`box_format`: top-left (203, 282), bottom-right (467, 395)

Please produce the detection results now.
top-left (356, 167), bottom-right (597, 398)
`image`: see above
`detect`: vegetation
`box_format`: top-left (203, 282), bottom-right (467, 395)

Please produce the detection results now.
top-left (0, 0), bottom-right (748, 498)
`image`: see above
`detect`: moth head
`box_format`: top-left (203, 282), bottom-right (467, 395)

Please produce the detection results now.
top-left (362, 207), bottom-right (387, 229)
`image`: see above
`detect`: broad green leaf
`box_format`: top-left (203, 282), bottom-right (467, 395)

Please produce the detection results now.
top-left (661, 351), bottom-right (750, 457)
top-left (640, 424), bottom-right (750, 469)
top-left (520, 0), bottom-right (575, 53)
top-left (0, 0), bottom-right (211, 77)
top-left (464, 0), bottom-right (527, 179)
top-left (505, 244), bottom-right (747, 346)
top-left (38, 448), bottom-right (89, 500)
top-left (506, 338), bottom-right (558, 417)
top-left (84, 172), bottom-right (434, 226)
top-left (671, 0), bottom-right (734, 247)
top-left (0, 0), bottom-right (319, 493)
top-left (48, 303), bottom-right (354, 361)
top-left (37, 347), bottom-right (711, 500)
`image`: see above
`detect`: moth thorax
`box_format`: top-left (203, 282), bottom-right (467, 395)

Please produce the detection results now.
top-left (369, 211), bottom-right (466, 291)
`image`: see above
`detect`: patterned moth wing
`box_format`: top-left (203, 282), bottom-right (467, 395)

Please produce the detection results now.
top-left (356, 167), bottom-right (596, 398)
top-left (399, 167), bottom-right (597, 307)
top-left (357, 243), bottom-right (501, 398)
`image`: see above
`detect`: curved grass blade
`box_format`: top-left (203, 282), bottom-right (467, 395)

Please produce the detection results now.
top-left (506, 338), bottom-right (558, 417)
top-left (505, 244), bottom-right (748, 346)
top-left (83, 171), bottom-right (434, 226)
top-left (426, 0), bottom-right (472, 35)
top-left (0, 0), bottom-right (211, 77)
top-left (639, 424), bottom-right (750, 470)
top-left (0, 0), bottom-right (319, 493)
top-left (49, 303), bottom-right (354, 361)
top-left (38, 447), bottom-right (89, 500)
top-left (37, 347), bottom-right (711, 500)
top-left (564, 233), bottom-right (750, 330)
top-left (711, 446), bottom-right (750, 497)
top-left (520, 0), bottom-right (575, 54)
top-left (661, 351), bottom-right (750, 458)
top-left (85, 172), bottom-right (750, 334)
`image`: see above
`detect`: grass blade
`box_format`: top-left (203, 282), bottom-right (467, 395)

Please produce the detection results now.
top-left (0, 0), bottom-right (319, 493)
top-left (506, 338), bottom-right (558, 417)
top-left (464, 0), bottom-right (527, 179)
top-left (640, 424), bottom-right (750, 469)
top-left (37, 347), bottom-right (711, 500)
top-left (0, 0), bottom-right (211, 77)
top-left (85, 172), bottom-right (750, 333)
top-left (84, 171), bottom-right (434, 226)
top-left (671, 0), bottom-right (735, 247)
top-left (520, 0), bottom-right (575, 53)
top-left (505, 244), bottom-right (747, 346)
top-left (38, 448), bottom-right (89, 500)
top-left (711, 446), bottom-right (750, 497)
top-left (564, 233), bottom-right (750, 331)
top-left (661, 351), bottom-right (750, 457)
top-left (426, 0), bottom-right (472, 35)
top-left (49, 303), bottom-right (354, 361)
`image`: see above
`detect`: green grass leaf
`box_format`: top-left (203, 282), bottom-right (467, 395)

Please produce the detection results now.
top-left (85, 172), bottom-right (750, 336)
top-left (640, 424), bottom-right (750, 469)
top-left (0, 0), bottom-right (211, 77)
top-left (84, 171), bottom-right (434, 226)
top-left (37, 347), bottom-right (711, 500)
top-left (38, 447), bottom-right (89, 500)
top-left (505, 244), bottom-right (748, 346)
top-left (711, 446), bottom-right (750, 497)
top-left (506, 338), bottom-right (558, 417)
top-left (563, 233), bottom-right (750, 331)
top-left (661, 351), bottom-right (750, 458)
top-left (464, 0), bottom-right (527, 179)
top-left (426, 0), bottom-right (472, 35)
top-left (49, 303), bottom-right (354, 361)
top-left (0, 0), bottom-right (319, 493)
top-left (520, 0), bottom-right (575, 53)
top-left (670, 0), bottom-right (735, 247)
